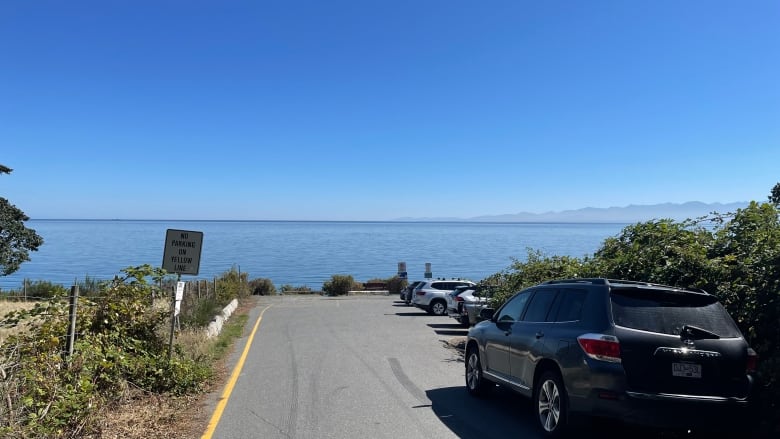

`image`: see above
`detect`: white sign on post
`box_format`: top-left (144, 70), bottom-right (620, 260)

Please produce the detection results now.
top-left (175, 281), bottom-right (185, 317)
top-left (162, 229), bottom-right (203, 275)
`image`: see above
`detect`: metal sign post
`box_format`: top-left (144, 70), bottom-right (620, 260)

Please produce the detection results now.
top-left (162, 229), bottom-right (203, 363)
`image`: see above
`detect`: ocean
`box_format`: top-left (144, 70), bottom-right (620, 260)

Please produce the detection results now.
top-left (0, 220), bottom-right (629, 291)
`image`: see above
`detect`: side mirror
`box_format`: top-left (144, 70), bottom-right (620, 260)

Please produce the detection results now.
top-left (478, 308), bottom-right (495, 322)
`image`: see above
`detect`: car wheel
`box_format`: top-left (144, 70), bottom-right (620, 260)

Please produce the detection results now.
top-left (535, 371), bottom-right (568, 437)
top-left (465, 347), bottom-right (492, 397)
top-left (430, 300), bottom-right (446, 316)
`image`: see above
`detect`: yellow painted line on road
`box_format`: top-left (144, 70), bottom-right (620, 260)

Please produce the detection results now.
top-left (201, 304), bottom-right (272, 439)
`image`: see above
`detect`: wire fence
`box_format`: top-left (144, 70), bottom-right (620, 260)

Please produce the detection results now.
top-left (0, 268), bottom-right (253, 352)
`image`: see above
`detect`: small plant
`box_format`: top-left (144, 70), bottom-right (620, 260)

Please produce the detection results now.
top-left (248, 278), bottom-right (276, 295)
top-left (322, 274), bottom-right (355, 296)
top-left (386, 276), bottom-right (407, 295)
top-left (210, 266), bottom-right (250, 305)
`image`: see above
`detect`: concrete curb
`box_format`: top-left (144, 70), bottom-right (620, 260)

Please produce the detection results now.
top-left (205, 298), bottom-right (238, 339)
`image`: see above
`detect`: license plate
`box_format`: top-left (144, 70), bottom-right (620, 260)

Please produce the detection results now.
top-left (672, 362), bottom-right (701, 378)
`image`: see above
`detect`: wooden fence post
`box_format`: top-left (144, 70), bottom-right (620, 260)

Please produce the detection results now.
top-left (65, 285), bottom-right (79, 359)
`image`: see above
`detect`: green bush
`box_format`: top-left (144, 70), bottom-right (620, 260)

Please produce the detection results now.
top-left (22, 279), bottom-right (68, 300)
top-left (0, 265), bottom-right (211, 437)
top-left (386, 276), bottom-right (407, 295)
top-left (248, 278), bottom-right (276, 295)
top-left (486, 249), bottom-right (595, 308)
top-left (214, 266), bottom-right (249, 304)
top-left (181, 297), bottom-right (223, 327)
top-left (480, 202), bottom-right (780, 431)
top-left (322, 274), bottom-right (355, 296)
top-left (76, 275), bottom-right (105, 297)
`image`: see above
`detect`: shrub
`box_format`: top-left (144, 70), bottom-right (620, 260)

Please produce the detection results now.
top-left (0, 265), bottom-right (211, 437)
top-left (214, 266), bottom-right (249, 303)
top-left (322, 274), bottom-right (355, 296)
top-left (180, 297), bottom-right (223, 327)
top-left (76, 275), bottom-right (105, 297)
top-left (386, 276), bottom-right (407, 295)
top-left (22, 279), bottom-right (68, 300)
top-left (248, 278), bottom-right (276, 295)
top-left (486, 249), bottom-right (595, 308)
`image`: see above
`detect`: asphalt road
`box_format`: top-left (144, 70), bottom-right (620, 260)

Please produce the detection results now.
top-left (204, 295), bottom-right (547, 439)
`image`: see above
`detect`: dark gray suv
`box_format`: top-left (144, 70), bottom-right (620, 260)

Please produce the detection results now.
top-left (465, 278), bottom-right (757, 436)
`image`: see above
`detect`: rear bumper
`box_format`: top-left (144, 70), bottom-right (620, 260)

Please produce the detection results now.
top-left (572, 387), bottom-right (752, 430)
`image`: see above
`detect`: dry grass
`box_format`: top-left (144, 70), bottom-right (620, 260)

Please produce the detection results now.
top-left (97, 297), bottom-right (257, 439)
top-left (0, 301), bottom-right (35, 345)
top-left (174, 327), bottom-right (212, 362)
top-left (95, 390), bottom-right (212, 439)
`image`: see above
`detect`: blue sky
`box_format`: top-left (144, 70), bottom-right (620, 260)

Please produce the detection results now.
top-left (1, 0), bottom-right (778, 221)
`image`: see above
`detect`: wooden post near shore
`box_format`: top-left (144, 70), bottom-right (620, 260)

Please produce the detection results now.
top-left (65, 285), bottom-right (79, 359)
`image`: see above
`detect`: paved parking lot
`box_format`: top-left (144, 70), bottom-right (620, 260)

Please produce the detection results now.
top-left (203, 295), bottom-right (689, 439)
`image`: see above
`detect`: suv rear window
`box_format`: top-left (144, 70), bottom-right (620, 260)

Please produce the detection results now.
top-left (610, 288), bottom-right (742, 338)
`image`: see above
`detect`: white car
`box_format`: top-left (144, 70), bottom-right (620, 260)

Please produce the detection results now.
top-left (452, 288), bottom-right (492, 326)
top-left (446, 285), bottom-right (477, 324)
top-left (411, 279), bottom-right (475, 315)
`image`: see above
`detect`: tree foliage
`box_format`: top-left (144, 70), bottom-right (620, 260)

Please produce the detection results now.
top-left (0, 165), bottom-right (44, 276)
top-left (769, 182), bottom-right (780, 205)
top-left (483, 201), bottom-right (780, 421)
top-left (594, 219), bottom-right (714, 288)
top-left (483, 249), bottom-right (596, 308)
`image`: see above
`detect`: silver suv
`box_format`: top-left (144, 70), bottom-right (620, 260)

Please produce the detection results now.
top-left (412, 279), bottom-right (475, 315)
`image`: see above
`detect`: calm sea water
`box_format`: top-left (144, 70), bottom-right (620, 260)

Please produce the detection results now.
top-left (0, 220), bottom-right (628, 291)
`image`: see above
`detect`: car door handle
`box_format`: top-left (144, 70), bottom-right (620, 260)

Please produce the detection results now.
top-left (504, 330), bottom-right (512, 336)
top-left (535, 331), bottom-right (544, 339)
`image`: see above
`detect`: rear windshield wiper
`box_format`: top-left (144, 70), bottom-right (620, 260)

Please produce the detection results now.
top-left (681, 324), bottom-right (720, 340)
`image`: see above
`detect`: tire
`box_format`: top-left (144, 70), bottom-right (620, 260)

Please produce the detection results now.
top-left (535, 371), bottom-right (568, 437)
top-left (430, 300), bottom-right (447, 316)
top-left (465, 347), bottom-right (492, 397)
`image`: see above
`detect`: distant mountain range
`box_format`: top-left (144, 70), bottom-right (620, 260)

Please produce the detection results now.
top-left (394, 201), bottom-right (749, 223)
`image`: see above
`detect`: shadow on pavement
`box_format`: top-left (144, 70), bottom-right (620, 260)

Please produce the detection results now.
top-left (395, 312), bottom-right (429, 317)
top-left (427, 323), bottom-right (467, 329)
top-left (426, 386), bottom-right (542, 439)
top-left (432, 329), bottom-right (469, 336)
top-left (425, 386), bottom-right (698, 439)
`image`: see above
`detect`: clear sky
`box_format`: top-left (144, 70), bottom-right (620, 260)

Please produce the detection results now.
top-left (1, 1), bottom-right (778, 221)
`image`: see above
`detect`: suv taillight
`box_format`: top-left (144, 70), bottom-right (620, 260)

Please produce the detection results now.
top-left (455, 296), bottom-right (464, 302)
top-left (416, 290), bottom-right (425, 296)
top-left (747, 347), bottom-right (759, 373)
top-left (577, 334), bottom-right (621, 363)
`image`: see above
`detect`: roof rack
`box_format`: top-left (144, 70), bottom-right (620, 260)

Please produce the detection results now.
top-left (540, 278), bottom-right (709, 294)
top-left (541, 278), bottom-right (607, 285)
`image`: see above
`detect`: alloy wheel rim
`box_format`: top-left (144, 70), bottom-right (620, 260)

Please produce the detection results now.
top-left (433, 302), bottom-right (445, 315)
top-left (467, 353), bottom-right (480, 389)
top-left (538, 379), bottom-right (560, 432)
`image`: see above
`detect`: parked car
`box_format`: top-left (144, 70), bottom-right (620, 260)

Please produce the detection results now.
top-left (401, 280), bottom-right (424, 305)
top-left (412, 278), bottom-right (475, 315)
top-left (446, 285), bottom-right (477, 325)
top-left (456, 286), bottom-right (494, 327)
top-left (465, 278), bottom-right (758, 437)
